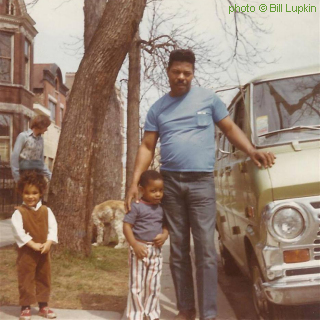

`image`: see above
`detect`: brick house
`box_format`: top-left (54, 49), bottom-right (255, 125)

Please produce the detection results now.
top-left (33, 63), bottom-right (68, 171)
top-left (0, 0), bottom-right (37, 165)
top-left (0, 0), bottom-right (68, 212)
top-left (0, 0), bottom-right (37, 210)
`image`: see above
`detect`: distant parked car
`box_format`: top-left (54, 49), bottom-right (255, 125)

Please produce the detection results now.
top-left (215, 67), bottom-right (320, 319)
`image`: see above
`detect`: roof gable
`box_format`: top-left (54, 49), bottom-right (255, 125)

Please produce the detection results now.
top-left (33, 63), bottom-right (69, 96)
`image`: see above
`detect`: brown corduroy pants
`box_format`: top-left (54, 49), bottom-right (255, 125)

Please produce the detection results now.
top-left (16, 246), bottom-right (51, 306)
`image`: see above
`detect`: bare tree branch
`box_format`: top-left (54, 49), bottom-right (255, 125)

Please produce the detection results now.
top-left (25, 0), bottom-right (40, 8)
top-left (213, 0), bottom-right (278, 73)
top-left (54, 0), bottom-right (72, 10)
top-left (25, 0), bottom-right (72, 9)
top-left (139, 0), bottom-right (226, 100)
top-left (61, 36), bottom-right (84, 57)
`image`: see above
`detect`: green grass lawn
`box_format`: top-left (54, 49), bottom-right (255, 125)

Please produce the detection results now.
top-left (0, 244), bottom-right (129, 312)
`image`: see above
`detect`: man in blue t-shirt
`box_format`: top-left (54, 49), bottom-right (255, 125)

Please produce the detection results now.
top-left (125, 49), bottom-right (275, 320)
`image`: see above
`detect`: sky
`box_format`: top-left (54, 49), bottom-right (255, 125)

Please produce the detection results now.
top-left (25, 0), bottom-right (320, 106)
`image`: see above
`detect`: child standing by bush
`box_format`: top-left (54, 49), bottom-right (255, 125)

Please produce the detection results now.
top-left (11, 115), bottom-right (52, 182)
top-left (11, 171), bottom-right (58, 320)
top-left (123, 170), bottom-right (168, 320)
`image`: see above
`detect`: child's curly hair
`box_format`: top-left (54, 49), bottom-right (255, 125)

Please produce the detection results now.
top-left (17, 171), bottom-right (48, 195)
top-left (139, 170), bottom-right (163, 188)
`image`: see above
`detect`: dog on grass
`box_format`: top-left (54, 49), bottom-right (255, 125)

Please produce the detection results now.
top-left (92, 200), bottom-right (128, 249)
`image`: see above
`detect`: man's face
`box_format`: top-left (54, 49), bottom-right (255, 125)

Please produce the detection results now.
top-left (167, 61), bottom-right (194, 97)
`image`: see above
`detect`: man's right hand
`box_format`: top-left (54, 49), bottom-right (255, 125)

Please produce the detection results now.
top-left (125, 184), bottom-right (139, 213)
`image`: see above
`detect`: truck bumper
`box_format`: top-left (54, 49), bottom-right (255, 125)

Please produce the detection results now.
top-left (262, 277), bottom-right (320, 305)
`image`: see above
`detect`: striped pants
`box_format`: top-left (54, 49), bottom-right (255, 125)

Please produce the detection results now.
top-left (126, 243), bottom-right (163, 320)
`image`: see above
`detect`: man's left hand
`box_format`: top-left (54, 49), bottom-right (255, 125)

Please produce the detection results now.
top-left (249, 149), bottom-right (276, 168)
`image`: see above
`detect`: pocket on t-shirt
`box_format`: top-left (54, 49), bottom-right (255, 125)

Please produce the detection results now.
top-left (196, 112), bottom-right (212, 127)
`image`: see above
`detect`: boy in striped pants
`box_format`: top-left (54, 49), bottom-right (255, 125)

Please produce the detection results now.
top-left (123, 170), bottom-right (168, 320)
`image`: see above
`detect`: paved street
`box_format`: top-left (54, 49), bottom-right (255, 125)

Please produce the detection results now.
top-left (0, 219), bottom-right (15, 248)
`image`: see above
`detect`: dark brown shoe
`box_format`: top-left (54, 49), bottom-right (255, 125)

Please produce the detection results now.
top-left (174, 309), bottom-right (196, 320)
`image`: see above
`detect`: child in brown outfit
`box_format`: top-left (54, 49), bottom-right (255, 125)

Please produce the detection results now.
top-left (11, 172), bottom-right (58, 320)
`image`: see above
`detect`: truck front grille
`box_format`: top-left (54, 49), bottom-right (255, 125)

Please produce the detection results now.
top-left (310, 201), bottom-right (320, 209)
top-left (313, 221), bottom-right (320, 260)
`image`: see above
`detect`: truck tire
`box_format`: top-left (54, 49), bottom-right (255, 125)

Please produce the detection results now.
top-left (250, 254), bottom-right (302, 320)
top-left (250, 253), bottom-right (271, 319)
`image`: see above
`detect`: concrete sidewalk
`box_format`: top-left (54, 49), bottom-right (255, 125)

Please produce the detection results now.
top-left (0, 220), bottom-right (237, 320)
top-left (157, 238), bottom-right (237, 320)
top-left (0, 306), bottom-right (121, 320)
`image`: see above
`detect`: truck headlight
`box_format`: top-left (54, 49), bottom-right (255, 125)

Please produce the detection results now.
top-left (272, 207), bottom-right (304, 241)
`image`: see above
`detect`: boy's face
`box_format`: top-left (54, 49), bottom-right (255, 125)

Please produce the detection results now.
top-left (141, 179), bottom-right (164, 205)
top-left (22, 184), bottom-right (42, 207)
top-left (33, 126), bottom-right (49, 136)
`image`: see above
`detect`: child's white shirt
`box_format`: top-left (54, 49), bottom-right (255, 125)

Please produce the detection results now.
top-left (11, 201), bottom-right (58, 248)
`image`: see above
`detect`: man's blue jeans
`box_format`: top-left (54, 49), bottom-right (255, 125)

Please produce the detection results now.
top-left (161, 171), bottom-right (217, 320)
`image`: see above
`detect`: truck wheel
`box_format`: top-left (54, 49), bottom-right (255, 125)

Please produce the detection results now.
top-left (250, 254), bottom-right (271, 319)
top-left (218, 237), bottom-right (239, 276)
top-left (250, 254), bottom-right (299, 320)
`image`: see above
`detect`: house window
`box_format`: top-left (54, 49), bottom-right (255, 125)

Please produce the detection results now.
top-left (49, 100), bottom-right (56, 122)
top-left (23, 117), bottom-right (29, 130)
top-left (6, 0), bottom-right (15, 15)
top-left (0, 113), bottom-right (11, 163)
top-left (0, 31), bottom-right (12, 82)
top-left (24, 41), bottom-right (29, 56)
top-left (24, 40), bottom-right (30, 90)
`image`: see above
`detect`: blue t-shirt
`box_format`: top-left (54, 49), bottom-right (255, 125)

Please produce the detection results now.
top-left (144, 86), bottom-right (229, 172)
top-left (123, 201), bottom-right (164, 242)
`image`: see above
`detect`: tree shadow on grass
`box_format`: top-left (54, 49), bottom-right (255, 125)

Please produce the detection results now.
top-left (79, 293), bottom-right (126, 313)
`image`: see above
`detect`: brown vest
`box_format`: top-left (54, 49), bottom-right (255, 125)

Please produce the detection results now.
top-left (17, 205), bottom-right (49, 243)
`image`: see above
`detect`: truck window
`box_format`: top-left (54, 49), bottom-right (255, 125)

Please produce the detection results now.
top-left (232, 98), bottom-right (245, 152)
top-left (253, 73), bottom-right (320, 146)
top-left (234, 99), bottom-right (245, 131)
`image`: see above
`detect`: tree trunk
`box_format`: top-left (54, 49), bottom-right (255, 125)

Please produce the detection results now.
top-left (125, 30), bottom-right (141, 194)
top-left (83, 0), bottom-right (106, 50)
top-left (48, 0), bottom-right (147, 255)
top-left (91, 89), bottom-right (122, 206)
top-left (84, 0), bottom-right (122, 206)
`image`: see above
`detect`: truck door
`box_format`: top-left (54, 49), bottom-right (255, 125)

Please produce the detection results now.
top-left (228, 95), bottom-right (251, 268)
top-left (215, 118), bottom-right (237, 251)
